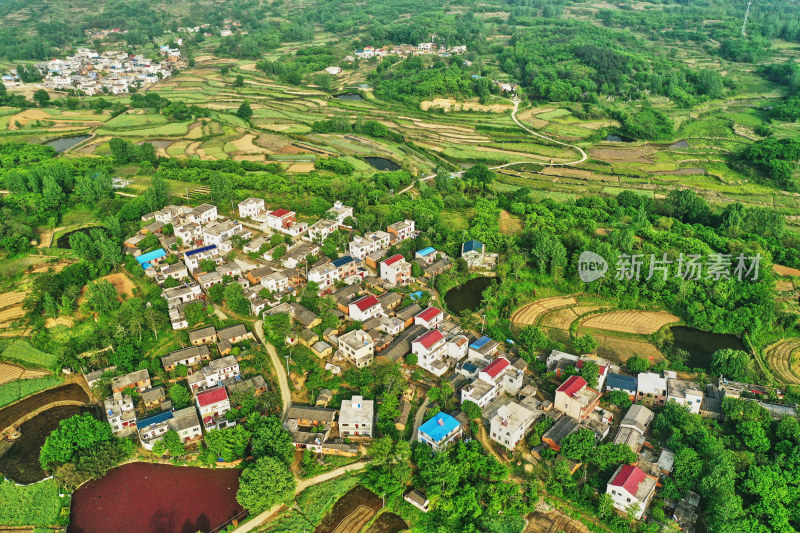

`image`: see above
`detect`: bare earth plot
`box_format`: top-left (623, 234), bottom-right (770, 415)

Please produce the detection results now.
top-left (580, 310), bottom-right (680, 335)
top-left (511, 296), bottom-right (578, 326)
top-left (540, 306), bottom-right (602, 330)
top-left (765, 339), bottom-right (800, 385)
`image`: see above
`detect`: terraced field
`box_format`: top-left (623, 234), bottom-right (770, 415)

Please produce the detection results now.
top-left (765, 339), bottom-right (800, 385)
top-left (580, 310), bottom-right (680, 335)
top-left (511, 296), bottom-right (577, 325)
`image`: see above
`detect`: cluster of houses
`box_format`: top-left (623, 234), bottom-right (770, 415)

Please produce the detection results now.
top-left (351, 43), bottom-right (468, 60)
top-left (280, 394), bottom-right (374, 455)
top-left (33, 48), bottom-right (177, 95)
top-left (95, 321), bottom-right (264, 450)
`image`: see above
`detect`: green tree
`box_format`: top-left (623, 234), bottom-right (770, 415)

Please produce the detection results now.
top-left (40, 414), bottom-right (113, 470)
top-left (250, 415), bottom-right (295, 465)
top-left (578, 360), bottom-right (599, 388)
top-left (571, 334), bottom-right (597, 355)
top-left (462, 400), bottom-right (482, 421)
top-left (168, 383), bottom-right (191, 409)
top-left (236, 456), bottom-right (296, 514)
top-left (710, 349), bottom-right (754, 382)
top-left (233, 75), bottom-right (245, 87)
top-left (86, 279), bottom-right (120, 315)
top-left (559, 428), bottom-right (596, 462)
top-left (237, 101), bottom-right (253, 121)
top-left (162, 430), bottom-right (186, 457)
top-left (205, 425), bottom-right (252, 462)
top-left (33, 89), bottom-right (51, 107)
top-left (626, 355), bottom-right (650, 374)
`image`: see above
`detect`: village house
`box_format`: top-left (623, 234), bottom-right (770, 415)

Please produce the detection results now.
top-left (349, 231), bottom-right (391, 259)
top-left (411, 328), bottom-right (448, 374)
top-left (111, 369), bottom-right (151, 393)
top-left (348, 294), bottom-right (383, 321)
top-left (238, 197), bottom-right (265, 219)
top-left (203, 219), bottom-right (242, 247)
top-left (183, 245), bottom-right (219, 272)
top-left (198, 271), bottom-right (223, 289)
top-left (243, 235), bottom-right (270, 254)
top-left (468, 335), bottom-right (499, 364)
top-left (157, 263), bottom-right (188, 283)
top-left (490, 401), bottom-right (537, 451)
top-left (193, 204), bottom-right (219, 224)
top-left (417, 412), bottom-right (462, 451)
top-left (414, 307), bottom-right (444, 329)
top-left (196, 386), bottom-right (234, 431)
top-left (423, 258), bottom-right (452, 278)
top-left (667, 378), bottom-right (704, 414)
top-left (460, 379), bottom-right (498, 408)
top-left (263, 208), bottom-right (308, 236)
top-left (461, 239), bottom-right (485, 268)
top-left (387, 220), bottom-right (415, 242)
top-left (338, 395), bottom-right (374, 438)
top-left (104, 392), bottom-right (136, 434)
top-left (414, 247), bottom-right (439, 265)
top-left (137, 407), bottom-right (202, 450)
top-left (606, 464), bottom-right (657, 519)
top-left (404, 490), bottom-right (430, 513)
top-left (163, 284), bottom-right (202, 307)
top-left (136, 249), bottom-right (166, 271)
top-left (541, 416), bottom-right (581, 452)
top-left (339, 329), bottom-right (375, 368)
top-left (380, 254), bottom-right (412, 286)
top-left (605, 372), bottom-right (638, 399)
top-left (613, 404), bottom-right (654, 452)
top-left (189, 326), bottom-right (218, 346)
top-left (308, 262), bottom-right (339, 291)
top-left (141, 387), bottom-right (166, 410)
top-left (217, 324), bottom-right (253, 354)
top-left (637, 373), bottom-right (668, 405)
top-left (306, 218), bottom-right (339, 243)
top-left (227, 375), bottom-right (268, 399)
top-left (187, 355), bottom-right (241, 392)
top-left (554, 376), bottom-right (602, 421)
top-left (327, 201), bottom-right (354, 225)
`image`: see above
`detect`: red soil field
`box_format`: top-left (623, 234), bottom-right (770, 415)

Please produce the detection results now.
top-left (68, 462), bottom-right (245, 533)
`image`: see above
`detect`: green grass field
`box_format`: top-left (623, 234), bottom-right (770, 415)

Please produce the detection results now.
top-left (0, 478), bottom-right (64, 527)
top-left (0, 340), bottom-right (58, 369)
top-left (0, 376), bottom-right (63, 408)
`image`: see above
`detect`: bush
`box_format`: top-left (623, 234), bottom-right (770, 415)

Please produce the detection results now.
top-left (0, 478), bottom-right (62, 527)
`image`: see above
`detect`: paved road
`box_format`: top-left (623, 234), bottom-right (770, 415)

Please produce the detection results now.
top-left (398, 97), bottom-right (587, 195)
top-left (229, 461), bottom-right (368, 533)
top-left (409, 398), bottom-right (430, 444)
top-left (254, 319), bottom-right (291, 420)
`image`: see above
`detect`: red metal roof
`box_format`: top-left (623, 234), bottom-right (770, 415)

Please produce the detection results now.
top-left (415, 329), bottom-right (444, 350)
top-left (196, 387), bottom-right (228, 407)
top-left (482, 357), bottom-right (510, 379)
top-left (557, 375), bottom-right (587, 396)
top-left (269, 208), bottom-right (292, 218)
top-left (383, 254), bottom-right (405, 266)
top-left (416, 307), bottom-right (442, 322)
top-left (353, 295), bottom-right (380, 312)
top-left (610, 464), bottom-right (646, 496)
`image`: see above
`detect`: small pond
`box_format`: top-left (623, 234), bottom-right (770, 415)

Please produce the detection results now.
top-left (56, 226), bottom-right (108, 249)
top-left (68, 462), bottom-right (245, 533)
top-left (0, 405), bottom-right (95, 484)
top-left (669, 326), bottom-right (746, 370)
top-left (604, 134), bottom-right (635, 143)
top-left (444, 276), bottom-right (495, 314)
top-left (336, 93), bottom-right (363, 101)
top-left (365, 157), bottom-right (400, 171)
top-left (45, 135), bottom-right (91, 153)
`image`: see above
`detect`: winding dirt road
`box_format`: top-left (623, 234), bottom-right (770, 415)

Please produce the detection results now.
top-left (399, 98), bottom-right (587, 194)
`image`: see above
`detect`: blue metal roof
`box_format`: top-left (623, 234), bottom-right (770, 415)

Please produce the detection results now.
top-left (463, 362), bottom-right (478, 373)
top-left (136, 410), bottom-right (173, 430)
top-left (462, 240), bottom-right (483, 253)
top-left (606, 372), bottom-right (637, 392)
top-left (185, 244), bottom-right (217, 257)
top-left (419, 412), bottom-right (461, 443)
top-left (136, 248), bottom-right (166, 265)
top-left (417, 247), bottom-right (436, 256)
top-left (332, 256), bottom-right (354, 268)
top-left (470, 336), bottom-right (491, 350)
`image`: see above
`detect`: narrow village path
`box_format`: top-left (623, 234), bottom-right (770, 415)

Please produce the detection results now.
top-left (409, 397), bottom-right (430, 444)
top-left (398, 98), bottom-right (587, 195)
top-left (254, 319), bottom-right (291, 421)
top-left (229, 460), bottom-right (369, 533)
top-left (476, 421), bottom-right (507, 464)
